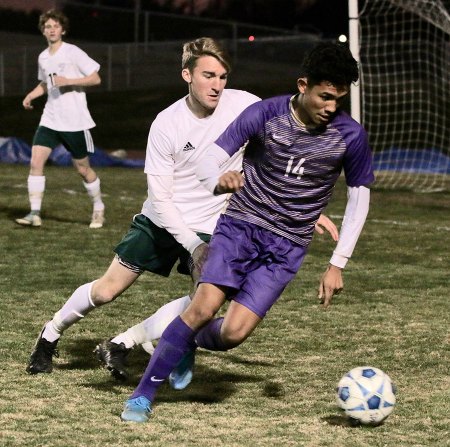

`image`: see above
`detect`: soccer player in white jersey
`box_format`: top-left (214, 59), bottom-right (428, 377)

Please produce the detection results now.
top-left (120, 42), bottom-right (375, 423)
top-left (16, 10), bottom-right (104, 229)
top-left (26, 37), bottom-right (337, 378)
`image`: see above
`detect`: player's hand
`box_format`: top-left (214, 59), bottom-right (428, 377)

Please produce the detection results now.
top-left (53, 75), bottom-right (69, 87)
top-left (318, 264), bottom-right (343, 309)
top-left (189, 242), bottom-right (209, 288)
top-left (315, 214), bottom-right (339, 241)
top-left (22, 97), bottom-right (33, 110)
top-left (214, 171), bottom-right (244, 194)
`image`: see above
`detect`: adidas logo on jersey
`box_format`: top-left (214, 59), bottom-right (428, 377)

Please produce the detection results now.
top-left (183, 142), bottom-right (195, 152)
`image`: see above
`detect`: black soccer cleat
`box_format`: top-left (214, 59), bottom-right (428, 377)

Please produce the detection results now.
top-left (26, 325), bottom-right (59, 374)
top-left (94, 339), bottom-right (131, 382)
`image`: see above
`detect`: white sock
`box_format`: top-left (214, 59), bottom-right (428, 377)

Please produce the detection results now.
top-left (28, 175), bottom-right (45, 212)
top-left (42, 281), bottom-right (96, 342)
top-left (83, 177), bottom-right (104, 211)
top-left (111, 295), bottom-right (191, 349)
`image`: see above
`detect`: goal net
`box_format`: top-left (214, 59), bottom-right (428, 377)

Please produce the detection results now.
top-left (358, 0), bottom-right (450, 191)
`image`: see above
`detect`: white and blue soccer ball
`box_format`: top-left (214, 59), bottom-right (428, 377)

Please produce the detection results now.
top-left (336, 366), bottom-right (396, 425)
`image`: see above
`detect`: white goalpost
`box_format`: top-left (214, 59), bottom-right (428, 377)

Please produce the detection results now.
top-left (349, 0), bottom-right (450, 192)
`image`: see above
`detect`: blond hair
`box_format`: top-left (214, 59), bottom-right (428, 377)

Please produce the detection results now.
top-left (182, 37), bottom-right (232, 73)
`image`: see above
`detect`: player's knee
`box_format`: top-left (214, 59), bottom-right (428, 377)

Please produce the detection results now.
top-left (220, 326), bottom-right (249, 349)
top-left (185, 306), bottom-right (216, 327)
top-left (90, 282), bottom-right (119, 306)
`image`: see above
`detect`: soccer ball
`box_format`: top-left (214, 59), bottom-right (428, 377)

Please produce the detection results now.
top-left (336, 366), bottom-right (396, 425)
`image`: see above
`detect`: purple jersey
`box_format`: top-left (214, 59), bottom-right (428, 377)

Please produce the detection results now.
top-left (214, 94), bottom-right (375, 247)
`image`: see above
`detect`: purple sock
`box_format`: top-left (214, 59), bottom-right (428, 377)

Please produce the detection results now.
top-left (130, 316), bottom-right (196, 401)
top-left (195, 317), bottom-right (228, 351)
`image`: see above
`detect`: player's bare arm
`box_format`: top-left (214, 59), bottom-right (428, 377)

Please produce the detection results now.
top-left (53, 71), bottom-right (101, 88)
top-left (22, 82), bottom-right (47, 109)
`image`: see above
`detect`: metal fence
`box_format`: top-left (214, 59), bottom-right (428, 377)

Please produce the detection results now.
top-left (0, 34), bottom-right (323, 97)
top-left (0, 3), bottom-right (323, 97)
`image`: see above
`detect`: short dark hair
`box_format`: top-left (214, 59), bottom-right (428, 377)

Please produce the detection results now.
top-left (299, 42), bottom-right (359, 87)
top-left (38, 9), bottom-right (69, 34)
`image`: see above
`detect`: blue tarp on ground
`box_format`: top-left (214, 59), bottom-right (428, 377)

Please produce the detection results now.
top-left (373, 148), bottom-right (450, 174)
top-left (2, 138), bottom-right (449, 174)
top-left (0, 137), bottom-right (144, 168)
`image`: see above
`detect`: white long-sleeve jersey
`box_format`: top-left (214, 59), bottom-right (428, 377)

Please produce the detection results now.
top-left (141, 89), bottom-right (260, 253)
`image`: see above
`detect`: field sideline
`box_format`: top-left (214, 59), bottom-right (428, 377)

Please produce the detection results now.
top-left (0, 163), bottom-right (449, 447)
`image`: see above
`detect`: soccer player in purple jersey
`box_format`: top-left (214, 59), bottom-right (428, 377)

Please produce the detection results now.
top-left (25, 36), bottom-right (337, 379)
top-left (120, 42), bottom-right (375, 422)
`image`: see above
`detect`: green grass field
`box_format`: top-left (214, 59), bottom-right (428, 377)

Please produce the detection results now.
top-left (0, 163), bottom-right (449, 447)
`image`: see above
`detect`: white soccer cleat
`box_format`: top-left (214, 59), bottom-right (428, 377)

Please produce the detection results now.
top-left (16, 213), bottom-right (42, 227)
top-left (89, 209), bottom-right (105, 229)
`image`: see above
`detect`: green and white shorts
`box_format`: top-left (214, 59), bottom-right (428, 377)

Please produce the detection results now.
top-left (32, 125), bottom-right (95, 159)
top-left (114, 214), bottom-right (211, 277)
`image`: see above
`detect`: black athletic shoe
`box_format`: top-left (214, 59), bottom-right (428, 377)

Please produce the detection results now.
top-left (94, 339), bottom-right (131, 382)
top-left (26, 325), bottom-right (59, 374)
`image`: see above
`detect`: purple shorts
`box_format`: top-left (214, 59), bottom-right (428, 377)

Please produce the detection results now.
top-left (200, 214), bottom-right (308, 318)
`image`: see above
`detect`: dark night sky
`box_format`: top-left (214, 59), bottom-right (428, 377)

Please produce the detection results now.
top-left (295, 0), bottom-right (349, 37)
top-left (0, 0), bottom-right (351, 40)
top-left (199, 0), bottom-right (350, 38)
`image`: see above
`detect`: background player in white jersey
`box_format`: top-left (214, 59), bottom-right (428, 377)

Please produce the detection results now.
top-left (120, 42), bottom-right (375, 423)
top-left (26, 37), bottom-right (337, 378)
top-left (16, 10), bottom-right (105, 229)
